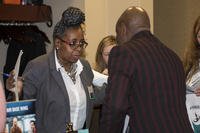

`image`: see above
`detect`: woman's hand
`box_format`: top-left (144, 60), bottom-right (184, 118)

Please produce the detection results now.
top-left (6, 70), bottom-right (23, 93)
top-left (102, 68), bottom-right (108, 75)
top-left (6, 70), bottom-right (15, 91)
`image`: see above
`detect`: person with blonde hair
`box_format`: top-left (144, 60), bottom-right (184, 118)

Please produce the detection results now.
top-left (94, 35), bottom-right (116, 75)
top-left (182, 16), bottom-right (200, 132)
top-left (90, 35), bottom-right (116, 132)
top-left (183, 16), bottom-right (200, 95)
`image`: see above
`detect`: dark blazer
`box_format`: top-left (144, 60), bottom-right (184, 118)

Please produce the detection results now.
top-left (100, 31), bottom-right (193, 133)
top-left (22, 51), bottom-right (103, 133)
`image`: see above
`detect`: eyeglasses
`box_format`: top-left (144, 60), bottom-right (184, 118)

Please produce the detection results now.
top-left (58, 37), bottom-right (88, 50)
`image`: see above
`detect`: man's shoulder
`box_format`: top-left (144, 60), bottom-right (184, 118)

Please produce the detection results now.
top-left (111, 45), bottom-right (127, 53)
top-left (110, 44), bottom-right (135, 59)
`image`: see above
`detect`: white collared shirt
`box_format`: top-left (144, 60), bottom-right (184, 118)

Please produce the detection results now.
top-left (55, 51), bottom-right (86, 130)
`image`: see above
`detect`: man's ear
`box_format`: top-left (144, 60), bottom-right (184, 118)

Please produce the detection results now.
top-left (120, 22), bottom-right (127, 36)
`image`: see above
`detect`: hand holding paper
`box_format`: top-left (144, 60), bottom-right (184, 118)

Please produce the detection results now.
top-left (12, 50), bottom-right (23, 101)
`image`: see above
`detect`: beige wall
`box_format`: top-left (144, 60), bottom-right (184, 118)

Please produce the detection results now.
top-left (84, 0), bottom-right (107, 67)
top-left (141, 0), bottom-right (154, 32)
top-left (85, 0), bottom-right (153, 66)
top-left (154, 0), bottom-right (200, 58)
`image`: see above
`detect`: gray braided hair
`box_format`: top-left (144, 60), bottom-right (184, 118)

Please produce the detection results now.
top-left (53, 7), bottom-right (85, 41)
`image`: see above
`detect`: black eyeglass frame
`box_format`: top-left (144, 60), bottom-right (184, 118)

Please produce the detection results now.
top-left (57, 37), bottom-right (88, 50)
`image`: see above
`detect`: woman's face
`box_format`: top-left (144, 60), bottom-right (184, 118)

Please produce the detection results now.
top-left (197, 30), bottom-right (200, 44)
top-left (56, 28), bottom-right (85, 64)
top-left (102, 44), bottom-right (116, 65)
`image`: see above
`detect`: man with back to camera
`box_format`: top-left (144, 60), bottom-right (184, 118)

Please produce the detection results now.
top-left (99, 6), bottom-right (193, 133)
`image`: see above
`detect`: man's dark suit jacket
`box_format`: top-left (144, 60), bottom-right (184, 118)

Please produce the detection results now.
top-left (100, 30), bottom-right (193, 133)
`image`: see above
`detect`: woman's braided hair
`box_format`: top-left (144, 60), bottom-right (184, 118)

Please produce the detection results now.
top-left (53, 7), bottom-right (85, 40)
top-left (62, 7), bottom-right (85, 27)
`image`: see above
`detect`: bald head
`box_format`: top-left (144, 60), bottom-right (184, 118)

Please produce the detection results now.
top-left (116, 6), bottom-right (150, 44)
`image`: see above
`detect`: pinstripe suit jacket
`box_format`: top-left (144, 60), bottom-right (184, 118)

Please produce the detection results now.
top-left (22, 51), bottom-right (104, 133)
top-left (100, 31), bottom-right (193, 133)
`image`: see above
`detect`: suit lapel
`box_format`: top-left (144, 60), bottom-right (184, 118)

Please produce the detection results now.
top-left (80, 71), bottom-right (90, 113)
top-left (48, 51), bottom-right (70, 119)
top-left (80, 64), bottom-right (93, 127)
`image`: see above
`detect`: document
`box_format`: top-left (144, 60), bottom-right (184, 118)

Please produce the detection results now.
top-left (13, 50), bottom-right (23, 101)
top-left (187, 71), bottom-right (200, 92)
top-left (5, 99), bottom-right (36, 133)
top-left (92, 70), bottom-right (108, 87)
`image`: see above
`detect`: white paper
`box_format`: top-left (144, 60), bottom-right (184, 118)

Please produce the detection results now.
top-left (123, 115), bottom-right (130, 133)
top-left (92, 70), bottom-right (108, 87)
top-left (186, 94), bottom-right (200, 132)
top-left (187, 71), bottom-right (200, 92)
top-left (13, 50), bottom-right (23, 101)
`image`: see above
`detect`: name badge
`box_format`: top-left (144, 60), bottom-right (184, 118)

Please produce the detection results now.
top-left (78, 129), bottom-right (89, 133)
top-left (88, 85), bottom-right (95, 100)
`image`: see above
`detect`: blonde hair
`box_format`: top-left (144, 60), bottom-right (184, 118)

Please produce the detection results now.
top-left (94, 35), bottom-right (116, 73)
top-left (183, 16), bottom-right (200, 80)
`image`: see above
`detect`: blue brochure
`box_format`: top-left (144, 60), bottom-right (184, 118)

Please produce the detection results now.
top-left (5, 99), bottom-right (36, 133)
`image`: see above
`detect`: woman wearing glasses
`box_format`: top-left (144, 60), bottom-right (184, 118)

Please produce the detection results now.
top-left (7, 7), bottom-right (105, 133)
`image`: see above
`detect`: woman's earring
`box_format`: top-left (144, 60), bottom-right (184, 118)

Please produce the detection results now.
top-left (56, 47), bottom-right (59, 50)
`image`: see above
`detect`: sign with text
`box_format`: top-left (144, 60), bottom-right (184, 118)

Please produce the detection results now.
top-left (5, 99), bottom-right (36, 133)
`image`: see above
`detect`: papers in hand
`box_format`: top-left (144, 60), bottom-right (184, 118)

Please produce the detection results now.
top-left (92, 70), bottom-right (108, 87)
top-left (187, 71), bottom-right (200, 94)
top-left (12, 50), bottom-right (23, 101)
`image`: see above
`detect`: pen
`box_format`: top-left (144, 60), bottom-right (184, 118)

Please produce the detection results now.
top-left (0, 72), bottom-right (10, 78)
